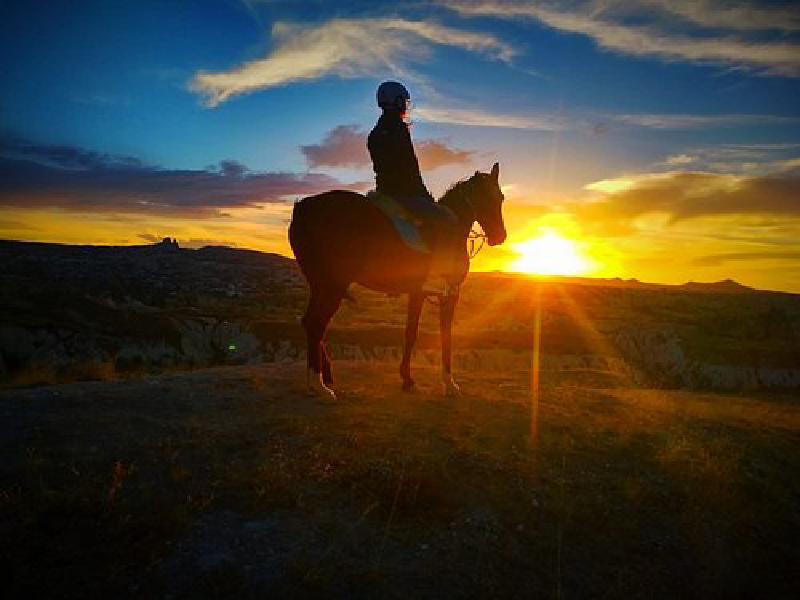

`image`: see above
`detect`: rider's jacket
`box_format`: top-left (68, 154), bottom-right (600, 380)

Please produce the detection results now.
top-left (367, 111), bottom-right (432, 202)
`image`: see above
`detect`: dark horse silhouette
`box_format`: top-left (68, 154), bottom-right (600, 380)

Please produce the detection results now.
top-left (289, 163), bottom-right (507, 398)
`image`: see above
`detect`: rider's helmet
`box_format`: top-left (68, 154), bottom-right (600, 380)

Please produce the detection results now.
top-left (376, 81), bottom-right (411, 113)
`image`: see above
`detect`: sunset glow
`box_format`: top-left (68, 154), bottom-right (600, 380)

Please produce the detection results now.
top-left (508, 230), bottom-right (589, 276)
top-left (0, 0), bottom-right (798, 292)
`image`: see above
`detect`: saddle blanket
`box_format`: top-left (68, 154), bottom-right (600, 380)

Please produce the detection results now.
top-left (366, 191), bottom-right (430, 253)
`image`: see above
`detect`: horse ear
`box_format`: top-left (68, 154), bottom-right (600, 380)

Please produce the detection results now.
top-left (491, 162), bottom-right (499, 180)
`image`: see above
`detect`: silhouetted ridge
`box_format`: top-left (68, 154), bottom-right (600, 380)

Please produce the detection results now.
top-left (680, 279), bottom-right (754, 293)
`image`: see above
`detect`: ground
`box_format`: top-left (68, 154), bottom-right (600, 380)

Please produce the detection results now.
top-left (2, 361), bottom-right (799, 599)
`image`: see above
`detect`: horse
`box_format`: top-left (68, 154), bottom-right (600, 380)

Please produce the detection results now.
top-left (288, 162), bottom-right (507, 399)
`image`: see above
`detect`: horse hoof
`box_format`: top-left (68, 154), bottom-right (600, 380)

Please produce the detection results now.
top-left (309, 384), bottom-right (337, 401)
top-left (442, 380), bottom-right (461, 397)
top-left (307, 369), bottom-right (338, 400)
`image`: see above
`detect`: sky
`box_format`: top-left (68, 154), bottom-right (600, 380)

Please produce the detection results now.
top-left (1, 0), bottom-right (799, 291)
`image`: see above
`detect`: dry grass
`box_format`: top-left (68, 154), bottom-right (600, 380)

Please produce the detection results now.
top-left (1, 361), bottom-right (798, 598)
top-left (5, 358), bottom-right (119, 389)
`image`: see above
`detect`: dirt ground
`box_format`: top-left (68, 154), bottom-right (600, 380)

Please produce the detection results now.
top-left (2, 361), bottom-right (798, 599)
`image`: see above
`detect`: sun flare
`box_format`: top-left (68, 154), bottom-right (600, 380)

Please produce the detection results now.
top-left (508, 230), bottom-right (589, 276)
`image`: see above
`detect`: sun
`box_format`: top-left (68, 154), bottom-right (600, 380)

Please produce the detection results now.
top-left (508, 230), bottom-right (589, 275)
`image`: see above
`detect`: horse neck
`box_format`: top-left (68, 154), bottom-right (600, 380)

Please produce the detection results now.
top-left (437, 181), bottom-right (476, 237)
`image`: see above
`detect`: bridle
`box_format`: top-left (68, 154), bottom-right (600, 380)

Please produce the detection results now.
top-left (425, 186), bottom-right (490, 305)
top-left (468, 226), bottom-right (486, 259)
top-left (460, 190), bottom-right (487, 260)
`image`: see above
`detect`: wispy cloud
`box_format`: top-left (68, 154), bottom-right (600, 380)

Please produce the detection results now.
top-left (191, 17), bottom-right (515, 106)
top-left (0, 136), bottom-right (367, 217)
top-left (665, 154), bottom-right (696, 165)
top-left (613, 113), bottom-right (800, 129)
top-left (691, 251), bottom-right (800, 267)
top-left (0, 135), bottom-right (144, 170)
top-left (416, 105), bottom-right (798, 131)
top-left (660, 144), bottom-right (800, 174)
top-left (416, 106), bottom-right (567, 130)
top-left (640, 0), bottom-right (800, 33)
top-left (443, 0), bottom-right (800, 76)
top-left (301, 124), bottom-right (474, 170)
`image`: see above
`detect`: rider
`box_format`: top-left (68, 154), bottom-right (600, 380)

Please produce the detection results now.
top-left (367, 80), bottom-right (455, 295)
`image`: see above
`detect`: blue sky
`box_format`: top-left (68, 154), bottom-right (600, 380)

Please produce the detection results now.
top-left (2, 0), bottom-right (799, 290)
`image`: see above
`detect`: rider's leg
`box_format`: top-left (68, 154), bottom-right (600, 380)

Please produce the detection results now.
top-left (396, 196), bottom-right (456, 295)
top-left (422, 206), bottom-right (460, 295)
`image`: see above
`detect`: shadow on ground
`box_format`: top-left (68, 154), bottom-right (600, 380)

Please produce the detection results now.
top-left (1, 362), bottom-right (798, 598)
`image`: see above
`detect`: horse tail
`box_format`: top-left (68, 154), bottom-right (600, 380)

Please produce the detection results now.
top-left (289, 197), bottom-right (355, 302)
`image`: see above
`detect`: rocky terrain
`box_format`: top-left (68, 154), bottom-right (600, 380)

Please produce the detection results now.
top-left (1, 238), bottom-right (798, 389)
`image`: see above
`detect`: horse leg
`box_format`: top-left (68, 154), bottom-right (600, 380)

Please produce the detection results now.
top-left (320, 342), bottom-right (333, 385)
top-left (439, 294), bottom-right (461, 396)
top-left (400, 292), bottom-right (424, 391)
top-left (302, 289), bottom-right (342, 399)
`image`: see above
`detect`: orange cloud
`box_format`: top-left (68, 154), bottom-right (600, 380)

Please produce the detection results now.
top-left (301, 125), bottom-right (474, 170)
top-left (580, 169), bottom-right (800, 223)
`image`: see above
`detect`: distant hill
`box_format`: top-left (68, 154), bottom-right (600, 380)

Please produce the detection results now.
top-left (1, 239), bottom-right (798, 389)
top-left (679, 278), bottom-right (755, 293)
top-left (473, 272), bottom-right (765, 294)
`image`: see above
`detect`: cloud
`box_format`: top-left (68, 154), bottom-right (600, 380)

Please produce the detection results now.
top-left (640, 0), bottom-right (800, 33)
top-left (443, 0), bottom-right (800, 76)
top-left (580, 168), bottom-right (800, 222)
top-left (613, 113), bottom-right (800, 129)
top-left (416, 139), bottom-right (474, 169)
top-left (658, 144), bottom-right (800, 175)
top-left (191, 18), bottom-right (515, 106)
top-left (416, 105), bottom-right (799, 131)
top-left (0, 137), bottom-right (368, 218)
top-left (691, 251), bottom-right (800, 267)
top-left (301, 126), bottom-right (368, 169)
top-left (666, 154), bottom-right (696, 165)
top-left (300, 125), bottom-right (474, 170)
top-left (0, 218), bottom-right (38, 231)
top-left (416, 106), bottom-right (567, 130)
top-left (1, 135), bottom-right (143, 170)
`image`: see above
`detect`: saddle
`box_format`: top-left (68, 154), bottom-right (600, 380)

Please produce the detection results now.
top-left (366, 191), bottom-right (430, 253)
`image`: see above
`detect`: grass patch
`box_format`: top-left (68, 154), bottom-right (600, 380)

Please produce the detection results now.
top-left (1, 362), bottom-right (798, 598)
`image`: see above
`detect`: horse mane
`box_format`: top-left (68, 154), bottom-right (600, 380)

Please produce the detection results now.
top-left (437, 173), bottom-right (479, 208)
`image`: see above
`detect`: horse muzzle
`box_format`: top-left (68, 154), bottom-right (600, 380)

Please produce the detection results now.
top-left (487, 229), bottom-right (507, 246)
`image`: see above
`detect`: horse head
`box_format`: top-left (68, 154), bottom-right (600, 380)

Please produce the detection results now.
top-left (469, 162), bottom-right (507, 246)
